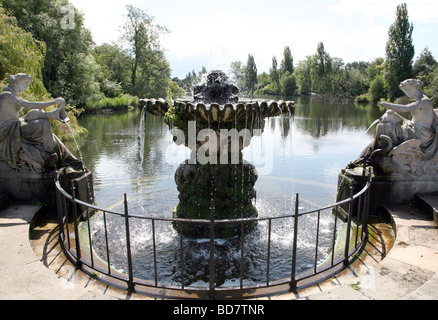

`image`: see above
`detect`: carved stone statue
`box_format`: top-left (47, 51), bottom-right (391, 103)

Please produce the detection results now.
top-left (193, 70), bottom-right (239, 104)
top-left (0, 73), bottom-right (81, 171)
top-left (360, 79), bottom-right (438, 176)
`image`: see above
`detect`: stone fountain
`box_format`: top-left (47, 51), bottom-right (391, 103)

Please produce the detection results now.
top-left (140, 70), bottom-right (294, 238)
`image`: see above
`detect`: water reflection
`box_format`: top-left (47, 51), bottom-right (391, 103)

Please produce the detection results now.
top-left (77, 97), bottom-right (385, 210)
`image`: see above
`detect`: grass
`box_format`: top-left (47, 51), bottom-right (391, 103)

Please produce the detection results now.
top-left (86, 94), bottom-right (139, 112)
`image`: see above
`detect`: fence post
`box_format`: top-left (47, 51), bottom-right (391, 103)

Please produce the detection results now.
top-left (71, 180), bottom-right (82, 267)
top-left (344, 186), bottom-right (354, 266)
top-left (124, 194), bottom-right (135, 292)
top-left (55, 170), bottom-right (66, 244)
top-left (209, 198), bottom-right (216, 298)
top-left (290, 194), bottom-right (299, 290)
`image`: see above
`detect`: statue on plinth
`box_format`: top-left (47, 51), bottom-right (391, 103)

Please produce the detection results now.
top-left (0, 73), bottom-right (81, 171)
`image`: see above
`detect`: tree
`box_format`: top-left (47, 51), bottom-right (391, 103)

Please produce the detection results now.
top-left (413, 48), bottom-right (437, 87)
top-left (295, 56), bottom-right (312, 94)
top-left (280, 72), bottom-right (297, 97)
top-left (426, 66), bottom-right (438, 107)
top-left (385, 3), bottom-right (415, 101)
top-left (230, 61), bottom-right (245, 90)
top-left (245, 54), bottom-right (258, 94)
top-left (369, 75), bottom-right (387, 103)
top-left (0, 5), bottom-right (47, 99)
top-left (281, 46), bottom-right (294, 75)
top-left (1, 0), bottom-right (102, 106)
top-left (366, 58), bottom-right (385, 82)
top-left (93, 43), bottom-right (132, 92)
top-left (121, 5), bottom-right (169, 96)
top-left (270, 56), bottom-right (280, 95)
top-left (311, 42), bottom-right (332, 93)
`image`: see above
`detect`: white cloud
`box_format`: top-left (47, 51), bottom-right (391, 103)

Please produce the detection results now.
top-left (329, 0), bottom-right (438, 23)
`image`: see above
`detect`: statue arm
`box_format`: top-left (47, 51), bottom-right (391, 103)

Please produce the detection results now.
top-left (381, 101), bottom-right (419, 114)
top-left (15, 96), bottom-right (65, 110)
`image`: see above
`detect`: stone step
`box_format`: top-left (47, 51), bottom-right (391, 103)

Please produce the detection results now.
top-left (415, 193), bottom-right (438, 225)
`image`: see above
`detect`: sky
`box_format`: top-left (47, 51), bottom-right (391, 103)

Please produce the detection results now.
top-left (69, 0), bottom-right (438, 78)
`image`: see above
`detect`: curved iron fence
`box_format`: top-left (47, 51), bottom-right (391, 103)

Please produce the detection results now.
top-left (55, 167), bottom-right (372, 297)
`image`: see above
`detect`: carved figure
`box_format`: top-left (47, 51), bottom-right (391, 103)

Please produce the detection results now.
top-left (193, 70), bottom-right (239, 104)
top-left (362, 79), bottom-right (438, 175)
top-left (0, 73), bottom-right (81, 170)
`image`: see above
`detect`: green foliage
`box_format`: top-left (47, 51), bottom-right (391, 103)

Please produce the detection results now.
top-left (0, 5), bottom-right (47, 99)
top-left (87, 94), bottom-right (139, 111)
top-left (413, 48), bottom-right (438, 88)
top-left (269, 56), bottom-right (280, 95)
top-left (230, 61), bottom-right (245, 90)
top-left (369, 75), bottom-right (387, 103)
top-left (295, 56), bottom-right (313, 95)
top-left (245, 54), bottom-right (258, 94)
top-left (1, 1), bottom-right (180, 110)
top-left (385, 3), bottom-right (415, 101)
top-left (311, 42), bottom-right (333, 94)
top-left (355, 95), bottom-right (371, 105)
top-left (0, 0), bottom-right (105, 106)
top-left (0, 4), bottom-right (85, 142)
top-left (280, 71), bottom-right (297, 97)
top-left (122, 5), bottom-right (171, 99)
top-left (93, 43), bottom-right (132, 92)
top-left (425, 66), bottom-right (438, 107)
top-left (281, 46), bottom-right (294, 74)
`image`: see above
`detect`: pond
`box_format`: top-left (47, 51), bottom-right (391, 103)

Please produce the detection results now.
top-left (75, 96), bottom-right (385, 287)
top-left (77, 96), bottom-right (383, 211)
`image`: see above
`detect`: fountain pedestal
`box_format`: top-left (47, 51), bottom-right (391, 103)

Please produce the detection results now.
top-left (174, 161), bottom-right (258, 238)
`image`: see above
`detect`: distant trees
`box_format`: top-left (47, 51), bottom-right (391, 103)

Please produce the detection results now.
top-left (270, 57), bottom-right (280, 95)
top-left (1, 0), bottom-right (99, 106)
top-left (385, 3), bottom-right (415, 101)
top-left (121, 5), bottom-right (171, 98)
top-left (177, 3), bottom-right (437, 107)
top-left (1, 0), bottom-right (182, 108)
top-left (0, 5), bottom-right (47, 99)
top-left (245, 54), bottom-right (258, 94)
top-left (0, 4), bottom-right (86, 140)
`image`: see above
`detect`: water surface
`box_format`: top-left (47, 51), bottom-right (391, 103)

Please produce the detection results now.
top-left (76, 96), bottom-right (384, 287)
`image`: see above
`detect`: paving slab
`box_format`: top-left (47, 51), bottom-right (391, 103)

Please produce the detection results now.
top-left (0, 205), bottom-right (116, 300)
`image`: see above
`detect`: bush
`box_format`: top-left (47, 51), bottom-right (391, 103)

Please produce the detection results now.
top-left (369, 75), bottom-right (387, 102)
top-left (86, 94), bottom-right (139, 111)
top-left (280, 72), bottom-right (297, 97)
top-left (355, 95), bottom-right (371, 104)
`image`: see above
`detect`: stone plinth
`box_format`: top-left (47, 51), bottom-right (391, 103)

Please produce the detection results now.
top-left (0, 161), bottom-right (93, 213)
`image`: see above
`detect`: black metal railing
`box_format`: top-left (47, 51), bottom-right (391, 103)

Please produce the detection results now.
top-left (55, 167), bottom-right (372, 297)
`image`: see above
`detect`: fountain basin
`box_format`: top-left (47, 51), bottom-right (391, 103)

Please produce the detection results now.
top-left (139, 98), bottom-right (295, 125)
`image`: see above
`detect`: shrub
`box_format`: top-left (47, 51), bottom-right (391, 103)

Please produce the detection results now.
top-left (369, 75), bottom-right (387, 102)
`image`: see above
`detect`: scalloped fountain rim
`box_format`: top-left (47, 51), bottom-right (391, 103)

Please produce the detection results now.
top-left (139, 98), bottom-right (295, 124)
